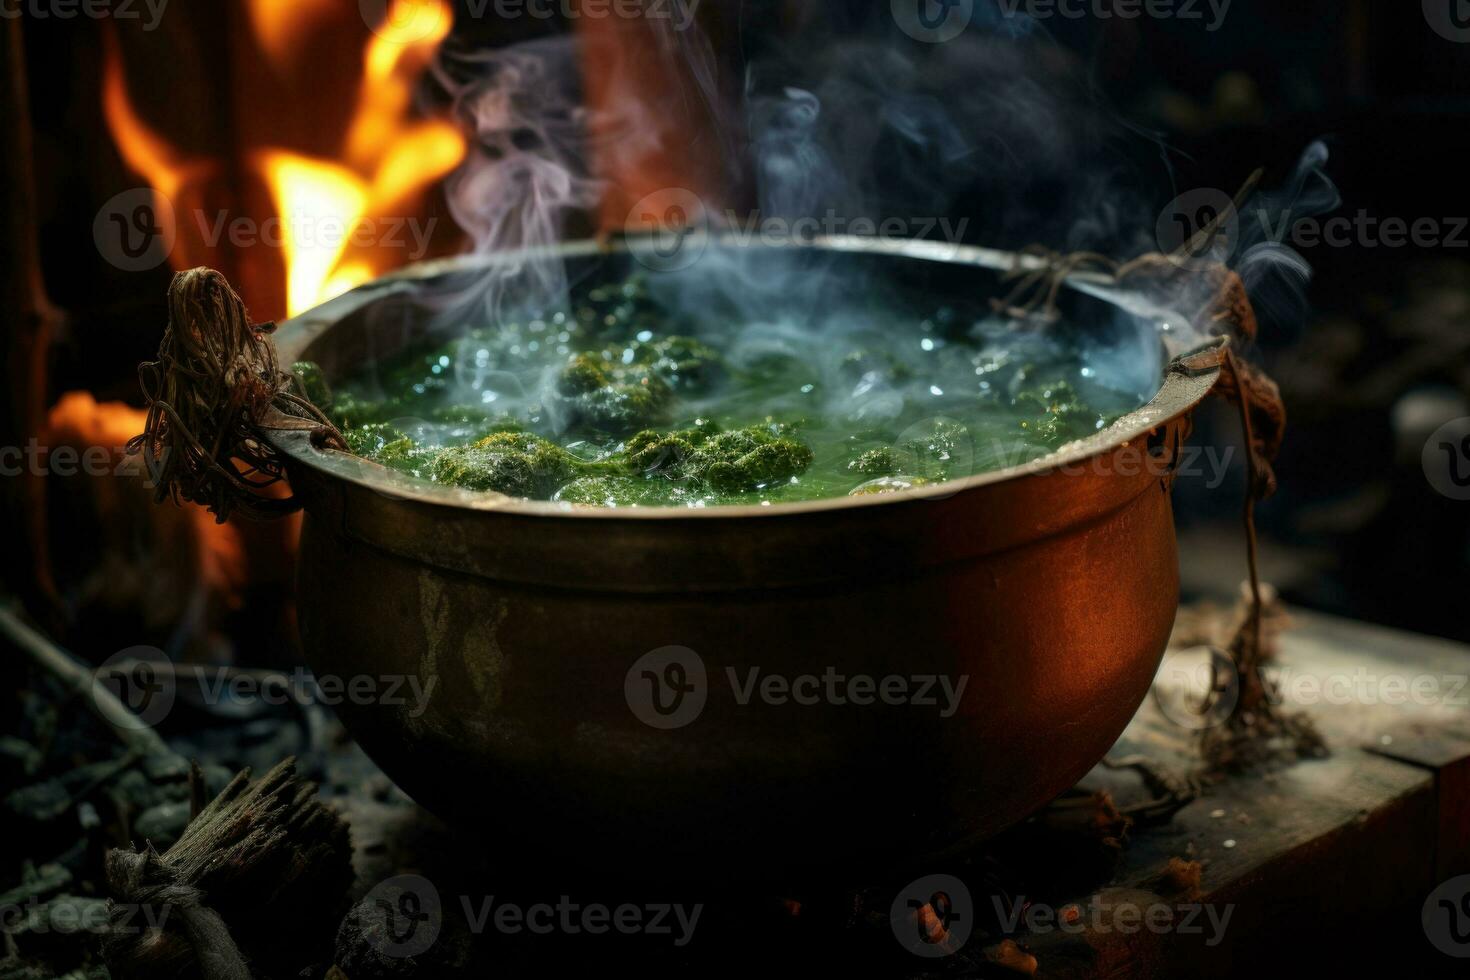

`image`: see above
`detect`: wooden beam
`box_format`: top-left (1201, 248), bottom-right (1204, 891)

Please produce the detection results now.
top-left (0, 17), bottom-right (62, 623)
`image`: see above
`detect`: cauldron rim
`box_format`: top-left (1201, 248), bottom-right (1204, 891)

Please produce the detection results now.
top-left (265, 234), bottom-right (1222, 521)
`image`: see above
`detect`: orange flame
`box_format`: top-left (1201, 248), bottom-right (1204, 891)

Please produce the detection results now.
top-left (44, 392), bottom-right (255, 601)
top-left (102, 42), bottom-right (210, 205)
top-left (103, 0), bottom-right (466, 318)
top-left (258, 0), bottom-right (464, 315)
top-left (247, 0), bottom-right (338, 68)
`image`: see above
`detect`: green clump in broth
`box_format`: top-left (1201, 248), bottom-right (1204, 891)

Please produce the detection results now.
top-left (302, 273), bottom-right (1152, 507)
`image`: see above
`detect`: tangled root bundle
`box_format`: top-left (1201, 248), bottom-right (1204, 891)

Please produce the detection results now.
top-left (126, 268), bottom-right (343, 523)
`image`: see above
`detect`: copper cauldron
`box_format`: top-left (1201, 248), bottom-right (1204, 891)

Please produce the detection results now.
top-left (266, 237), bottom-right (1222, 882)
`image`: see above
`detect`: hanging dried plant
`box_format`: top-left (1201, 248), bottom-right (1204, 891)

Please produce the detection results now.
top-left (126, 268), bottom-right (343, 523)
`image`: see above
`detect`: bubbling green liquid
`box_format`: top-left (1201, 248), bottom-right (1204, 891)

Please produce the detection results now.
top-left (299, 274), bottom-right (1152, 507)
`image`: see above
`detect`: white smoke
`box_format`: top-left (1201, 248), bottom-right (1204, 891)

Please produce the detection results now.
top-left (412, 8), bottom-right (1333, 405)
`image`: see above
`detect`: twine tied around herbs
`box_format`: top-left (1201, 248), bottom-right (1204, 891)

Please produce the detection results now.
top-left (125, 268), bottom-right (344, 523)
top-left (989, 168), bottom-right (1284, 505)
top-left (990, 169), bottom-right (1265, 325)
top-left (104, 849), bottom-right (252, 980)
top-left (101, 758), bottom-right (352, 980)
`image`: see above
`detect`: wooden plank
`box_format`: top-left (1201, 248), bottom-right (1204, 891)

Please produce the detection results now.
top-left (1045, 609), bottom-right (1470, 977)
top-left (1369, 726), bottom-right (1470, 880)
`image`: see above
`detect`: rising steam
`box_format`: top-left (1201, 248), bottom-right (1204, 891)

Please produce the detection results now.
top-left (414, 6), bottom-right (1334, 402)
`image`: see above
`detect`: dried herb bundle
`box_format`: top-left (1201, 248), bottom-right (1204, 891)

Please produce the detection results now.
top-left (126, 268), bottom-right (342, 523)
top-left (102, 758), bottom-right (352, 980)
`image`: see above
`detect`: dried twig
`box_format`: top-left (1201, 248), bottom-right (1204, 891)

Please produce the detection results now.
top-left (0, 599), bottom-right (186, 778)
